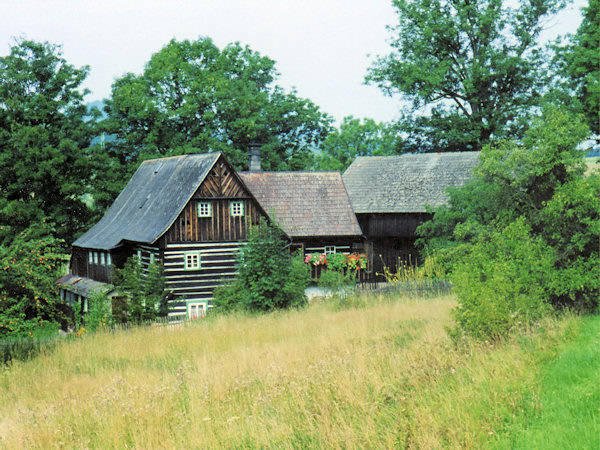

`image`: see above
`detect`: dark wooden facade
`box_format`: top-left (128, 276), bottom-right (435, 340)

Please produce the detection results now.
top-left (356, 213), bottom-right (431, 277)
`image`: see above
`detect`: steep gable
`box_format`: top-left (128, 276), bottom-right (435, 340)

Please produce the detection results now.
top-left (73, 153), bottom-right (221, 250)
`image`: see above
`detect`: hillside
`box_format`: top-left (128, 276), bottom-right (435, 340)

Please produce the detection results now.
top-left (0, 294), bottom-right (597, 448)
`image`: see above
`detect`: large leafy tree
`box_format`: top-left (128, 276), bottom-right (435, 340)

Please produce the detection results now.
top-left (554, 0), bottom-right (599, 136)
top-left (0, 40), bottom-right (94, 242)
top-left (314, 116), bottom-right (405, 171)
top-left (418, 109), bottom-right (598, 339)
top-left (367, 0), bottom-right (565, 152)
top-left (103, 38), bottom-right (332, 181)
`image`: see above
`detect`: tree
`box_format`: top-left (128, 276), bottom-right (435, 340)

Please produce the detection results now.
top-left (103, 38), bottom-right (332, 179)
top-left (213, 221), bottom-right (310, 312)
top-left (553, 0), bottom-right (599, 136)
top-left (0, 40), bottom-right (95, 242)
top-left (0, 223), bottom-right (69, 338)
top-left (418, 108), bottom-right (598, 338)
top-left (314, 116), bottom-right (404, 171)
top-left (367, 0), bottom-right (565, 152)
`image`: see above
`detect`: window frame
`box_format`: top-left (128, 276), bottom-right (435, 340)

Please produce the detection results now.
top-left (324, 246), bottom-right (337, 255)
top-left (183, 251), bottom-right (201, 270)
top-left (197, 201), bottom-right (213, 218)
top-left (230, 201), bottom-right (244, 217)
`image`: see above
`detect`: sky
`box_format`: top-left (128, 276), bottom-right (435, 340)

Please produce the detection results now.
top-left (0, 0), bottom-right (587, 124)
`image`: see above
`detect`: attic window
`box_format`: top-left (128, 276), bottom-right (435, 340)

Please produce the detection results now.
top-left (230, 201), bottom-right (244, 217)
top-left (184, 251), bottom-right (201, 270)
top-left (198, 202), bottom-right (212, 217)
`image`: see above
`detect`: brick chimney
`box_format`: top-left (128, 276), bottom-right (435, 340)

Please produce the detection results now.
top-left (249, 143), bottom-right (262, 172)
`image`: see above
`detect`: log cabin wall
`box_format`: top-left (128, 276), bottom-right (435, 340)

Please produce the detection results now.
top-left (161, 158), bottom-right (267, 317)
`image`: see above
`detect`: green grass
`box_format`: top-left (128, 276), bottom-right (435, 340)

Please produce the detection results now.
top-left (0, 294), bottom-right (597, 448)
top-left (494, 314), bottom-right (600, 449)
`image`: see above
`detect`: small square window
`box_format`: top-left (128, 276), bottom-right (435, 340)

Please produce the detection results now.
top-left (184, 252), bottom-right (201, 270)
top-left (324, 246), bottom-right (336, 254)
top-left (230, 201), bottom-right (244, 217)
top-left (198, 202), bottom-right (212, 217)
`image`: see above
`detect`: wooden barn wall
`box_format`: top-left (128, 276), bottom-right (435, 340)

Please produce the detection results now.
top-left (357, 213), bottom-right (431, 238)
top-left (163, 241), bottom-right (242, 316)
top-left (164, 159), bottom-right (264, 244)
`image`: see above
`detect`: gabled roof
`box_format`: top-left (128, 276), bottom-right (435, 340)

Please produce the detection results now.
top-left (73, 153), bottom-right (221, 250)
top-left (343, 152), bottom-right (480, 214)
top-left (239, 171), bottom-right (362, 238)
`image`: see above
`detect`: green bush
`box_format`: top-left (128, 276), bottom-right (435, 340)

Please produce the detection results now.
top-left (85, 291), bottom-right (113, 332)
top-left (213, 221), bottom-right (310, 312)
top-left (112, 257), bottom-right (168, 324)
top-left (451, 219), bottom-right (554, 341)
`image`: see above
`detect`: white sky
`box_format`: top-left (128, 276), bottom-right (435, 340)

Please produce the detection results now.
top-left (0, 0), bottom-right (587, 124)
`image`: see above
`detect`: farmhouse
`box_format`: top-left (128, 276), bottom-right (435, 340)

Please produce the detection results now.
top-left (60, 152), bottom-right (269, 318)
top-left (59, 150), bottom-right (362, 318)
top-left (343, 152), bottom-right (480, 275)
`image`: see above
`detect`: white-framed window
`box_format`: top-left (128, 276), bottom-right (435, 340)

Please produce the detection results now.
top-left (187, 302), bottom-right (207, 319)
top-left (137, 249), bottom-right (142, 260)
top-left (88, 251), bottom-right (93, 264)
top-left (150, 253), bottom-right (155, 264)
top-left (93, 252), bottom-right (99, 264)
top-left (230, 201), bottom-right (244, 217)
top-left (184, 251), bottom-right (201, 270)
top-left (198, 201), bottom-right (212, 217)
top-left (100, 252), bottom-right (106, 265)
top-left (325, 246), bottom-right (337, 254)
top-left (107, 253), bottom-right (112, 266)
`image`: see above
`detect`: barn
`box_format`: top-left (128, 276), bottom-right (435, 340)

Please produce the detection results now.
top-left (343, 152), bottom-right (480, 276)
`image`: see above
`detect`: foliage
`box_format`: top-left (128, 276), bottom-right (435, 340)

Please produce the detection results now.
top-left (213, 221), bottom-right (310, 312)
top-left (553, 0), bottom-right (599, 136)
top-left (367, 0), bottom-right (565, 152)
top-left (111, 257), bottom-right (168, 324)
top-left (450, 219), bottom-right (554, 340)
top-left (102, 37), bottom-right (332, 194)
top-left (314, 116), bottom-right (404, 171)
top-left (85, 290), bottom-right (114, 332)
top-left (0, 40), bottom-right (95, 242)
top-left (0, 224), bottom-right (69, 339)
top-left (418, 109), bottom-right (598, 339)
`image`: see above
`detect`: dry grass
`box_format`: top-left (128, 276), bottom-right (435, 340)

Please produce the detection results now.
top-left (0, 294), bottom-right (579, 448)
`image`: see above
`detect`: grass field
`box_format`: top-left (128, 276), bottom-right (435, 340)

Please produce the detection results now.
top-left (0, 293), bottom-right (597, 448)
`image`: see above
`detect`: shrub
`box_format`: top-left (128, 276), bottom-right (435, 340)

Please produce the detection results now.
top-left (85, 290), bottom-right (113, 332)
top-left (213, 221), bottom-right (310, 312)
top-left (451, 219), bottom-right (554, 341)
top-left (112, 257), bottom-right (168, 324)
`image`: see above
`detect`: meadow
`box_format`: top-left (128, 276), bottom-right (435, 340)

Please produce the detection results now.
top-left (0, 293), bottom-right (597, 449)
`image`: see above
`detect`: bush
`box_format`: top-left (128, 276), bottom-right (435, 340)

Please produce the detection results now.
top-left (85, 290), bottom-right (113, 332)
top-left (451, 219), bottom-right (554, 341)
top-left (213, 221), bottom-right (310, 312)
top-left (112, 257), bottom-right (168, 324)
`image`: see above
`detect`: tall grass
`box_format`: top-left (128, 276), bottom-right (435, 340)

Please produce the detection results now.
top-left (0, 293), bottom-right (591, 448)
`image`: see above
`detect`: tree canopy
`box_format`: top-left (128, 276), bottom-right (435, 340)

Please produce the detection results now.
top-left (367, 0), bottom-right (566, 152)
top-left (0, 40), bottom-right (94, 242)
top-left (314, 116), bottom-right (404, 172)
top-left (103, 38), bottom-right (332, 174)
top-left (554, 0), bottom-right (599, 136)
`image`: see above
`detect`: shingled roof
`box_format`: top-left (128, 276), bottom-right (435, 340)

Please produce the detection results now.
top-left (73, 153), bottom-right (221, 250)
top-left (343, 152), bottom-right (480, 214)
top-left (239, 171), bottom-right (362, 238)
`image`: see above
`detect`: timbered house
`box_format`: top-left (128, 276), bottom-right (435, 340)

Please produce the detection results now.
top-left (60, 152), bottom-right (270, 319)
top-left (343, 152), bottom-right (480, 276)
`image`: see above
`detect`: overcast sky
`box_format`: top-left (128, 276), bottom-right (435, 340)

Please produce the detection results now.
top-left (0, 0), bottom-right (587, 124)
